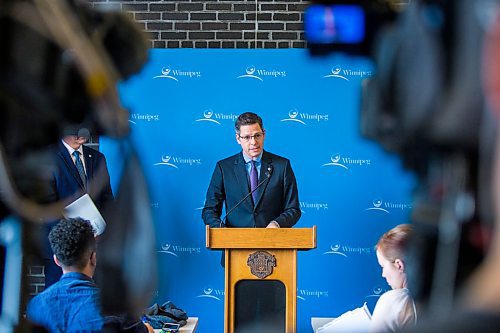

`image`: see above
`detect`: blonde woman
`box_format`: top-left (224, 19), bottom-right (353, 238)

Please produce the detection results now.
top-left (370, 224), bottom-right (417, 333)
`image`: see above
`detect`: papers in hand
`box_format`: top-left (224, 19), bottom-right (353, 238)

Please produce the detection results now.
top-left (312, 302), bottom-right (372, 333)
top-left (63, 194), bottom-right (106, 235)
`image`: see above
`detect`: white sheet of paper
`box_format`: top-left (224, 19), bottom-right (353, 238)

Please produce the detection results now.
top-left (312, 302), bottom-right (371, 333)
top-left (63, 194), bottom-right (106, 235)
top-left (312, 318), bottom-right (336, 331)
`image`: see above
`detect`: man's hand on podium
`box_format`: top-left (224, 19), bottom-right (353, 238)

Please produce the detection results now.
top-left (266, 221), bottom-right (280, 228)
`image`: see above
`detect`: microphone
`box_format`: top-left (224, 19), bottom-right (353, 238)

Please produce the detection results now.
top-left (219, 165), bottom-right (273, 227)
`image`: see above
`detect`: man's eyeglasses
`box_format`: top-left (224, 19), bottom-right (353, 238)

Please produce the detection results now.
top-left (238, 132), bottom-right (265, 142)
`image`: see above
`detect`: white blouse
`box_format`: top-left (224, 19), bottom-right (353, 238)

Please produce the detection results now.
top-left (369, 288), bottom-right (417, 333)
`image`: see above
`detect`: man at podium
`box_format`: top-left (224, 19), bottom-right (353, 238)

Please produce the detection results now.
top-left (202, 112), bottom-right (301, 229)
top-left (202, 112), bottom-right (301, 333)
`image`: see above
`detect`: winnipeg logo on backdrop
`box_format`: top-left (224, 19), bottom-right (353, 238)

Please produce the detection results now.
top-left (196, 287), bottom-right (224, 301)
top-left (297, 288), bottom-right (329, 301)
top-left (158, 244), bottom-right (177, 257)
top-left (237, 65), bottom-right (286, 81)
top-left (365, 286), bottom-right (388, 299)
top-left (280, 109), bottom-right (329, 125)
top-left (153, 66), bottom-right (202, 81)
top-left (323, 66), bottom-right (373, 81)
top-left (154, 154), bottom-right (202, 169)
top-left (323, 243), bottom-right (372, 257)
top-left (158, 243), bottom-right (201, 257)
top-left (194, 109), bottom-right (238, 125)
top-left (322, 153), bottom-right (371, 171)
top-left (365, 199), bottom-right (389, 214)
top-left (322, 154), bottom-right (348, 170)
top-left (323, 244), bottom-right (348, 257)
top-left (195, 199), bottom-right (205, 211)
top-left (129, 113), bottom-right (160, 125)
top-left (365, 199), bottom-right (412, 214)
top-left (300, 201), bottom-right (329, 214)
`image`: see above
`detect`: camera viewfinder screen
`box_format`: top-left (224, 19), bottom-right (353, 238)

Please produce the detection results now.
top-left (305, 4), bottom-right (365, 45)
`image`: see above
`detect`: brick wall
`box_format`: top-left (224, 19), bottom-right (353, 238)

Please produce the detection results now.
top-left (27, 265), bottom-right (45, 296)
top-left (88, 0), bottom-right (309, 49)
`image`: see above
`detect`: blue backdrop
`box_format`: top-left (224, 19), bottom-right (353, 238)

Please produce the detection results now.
top-left (101, 49), bottom-right (415, 333)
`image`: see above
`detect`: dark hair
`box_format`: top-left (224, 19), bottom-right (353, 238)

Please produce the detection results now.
top-left (376, 224), bottom-right (412, 262)
top-left (235, 112), bottom-right (264, 133)
top-left (48, 217), bottom-right (96, 269)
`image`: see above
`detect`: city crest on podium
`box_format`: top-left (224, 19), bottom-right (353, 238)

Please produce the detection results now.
top-left (247, 251), bottom-right (276, 279)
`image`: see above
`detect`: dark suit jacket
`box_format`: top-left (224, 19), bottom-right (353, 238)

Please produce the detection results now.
top-left (42, 141), bottom-right (114, 259)
top-left (202, 150), bottom-right (301, 228)
top-left (48, 141), bottom-right (114, 209)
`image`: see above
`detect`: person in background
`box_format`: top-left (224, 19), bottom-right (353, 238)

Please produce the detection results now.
top-left (42, 127), bottom-right (114, 288)
top-left (27, 217), bottom-right (153, 333)
top-left (370, 224), bottom-right (417, 333)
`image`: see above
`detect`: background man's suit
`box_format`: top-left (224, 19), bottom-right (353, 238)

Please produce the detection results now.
top-left (48, 141), bottom-right (114, 208)
top-left (43, 140), bottom-right (113, 287)
top-left (202, 150), bottom-right (300, 228)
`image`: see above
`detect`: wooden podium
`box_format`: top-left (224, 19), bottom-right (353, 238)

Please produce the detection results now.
top-left (206, 226), bottom-right (316, 333)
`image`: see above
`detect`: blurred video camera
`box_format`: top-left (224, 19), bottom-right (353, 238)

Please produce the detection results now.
top-left (0, 1), bottom-right (150, 331)
top-left (305, 0), bottom-right (491, 174)
top-left (306, 0), bottom-right (499, 318)
top-left (304, 0), bottom-right (401, 56)
top-left (0, 0), bottom-right (149, 207)
top-left (0, 0), bottom-right (149, 151)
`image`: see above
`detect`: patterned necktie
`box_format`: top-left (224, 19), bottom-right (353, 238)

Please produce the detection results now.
top-left (72, 150), bottom-right (86, 188)
top-left (250, 160), bottom-right (258, 204)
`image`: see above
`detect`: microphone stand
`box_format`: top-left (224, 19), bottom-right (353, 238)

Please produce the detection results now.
top-left (219, 167), bottom-right (272, 227)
